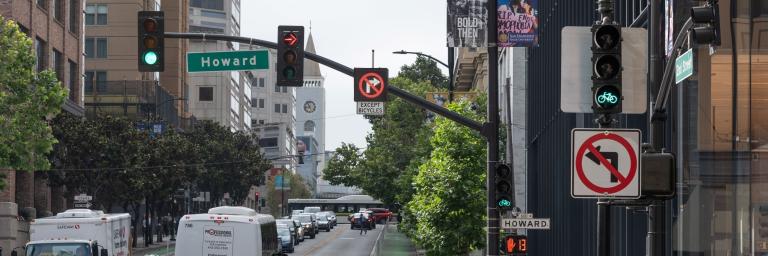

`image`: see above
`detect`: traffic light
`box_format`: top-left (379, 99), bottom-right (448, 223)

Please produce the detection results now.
top-left (641, 152), bottom-right (675, 199)
top-left (591, 24), bottom-right (622, 114)
top-left (500, 235), bottom-right (528, 255)
top-left (137, 11), bottom-right (164, 72)
top-left (495, 163), bottom-right (514, 211)
top-left (277, 25), bottom-right (304, 87)
top-left (690, 1), bottom-right (720, 46)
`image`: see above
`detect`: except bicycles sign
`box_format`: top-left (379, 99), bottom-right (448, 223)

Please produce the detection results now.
top-left (571, 129), bottom-right (641, 198)
top-left (353, 68), bottom-right (388, 102)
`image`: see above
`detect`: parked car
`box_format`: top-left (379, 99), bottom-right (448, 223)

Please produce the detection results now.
top-left (277, 224), bottom-right (295, 253)
top-left (368, 208), bottom-right (393, 224)
top-left (276, 219), bottom-right (301, 245)
top-left (348, 212), bottom-right (373, 230)
top-left (316, 214), bottom-right (331, 232)
top-left (292, 214), bottom-right (316, 239)
top-left (321, 211), bottom-right (337, 227)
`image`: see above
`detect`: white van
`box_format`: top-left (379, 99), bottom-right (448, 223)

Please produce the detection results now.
top-left (302, 206), bottom-right (321, 214)
top-left (24, 209), bottom-right (130, 256)
top-left (175, 206), bottom-right (281, 256)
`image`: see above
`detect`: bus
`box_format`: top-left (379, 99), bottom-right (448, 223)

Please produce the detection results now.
top-left (175, 206), bottom-right (281, 256)
top-left (287, 195), bottom-right (384, 214)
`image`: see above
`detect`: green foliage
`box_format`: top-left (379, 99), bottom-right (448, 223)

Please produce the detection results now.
top-left (266, 170), bottom-right (311, 216)
top-left (49, 117), bottom-right (270, 212)
top-left (323, 142), bottom-right (363, 186)
top-left (406, 99), bottom-right (487, 255)
top-left (0, 16), bottom-right (68, 189)
top-left (398, 56), bottom-right (449, 90)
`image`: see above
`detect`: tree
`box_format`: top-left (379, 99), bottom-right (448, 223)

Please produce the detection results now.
top-left (323, 143), bottom-right (363, 187)
top-left (398, 56), bottom-right (449, 90)
top-left (266, 170), bottom-right (311, 217)
top-left (0, 17), bottom-right (67, 189)
top-left (406, 98), bottom-right (487, 255)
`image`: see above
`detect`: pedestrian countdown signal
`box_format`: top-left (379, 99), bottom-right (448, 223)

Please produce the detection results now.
top-left (501, 235), bottom-right (527, 255)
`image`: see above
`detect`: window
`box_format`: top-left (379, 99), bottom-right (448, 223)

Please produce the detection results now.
top-left (259, 99), bottom-right (265, 108)
top-left (68, 60), bottom-right (78, 101)
top-left (35, 37), bottom-right (47, 72)
top-left (201, 10), bottom-right (226, 19)
top-left (191, 0), bottom-right (224, 10)
top-left (53, 0), bottom-right (64, 22)
top-left (37, 0), bottom-right (47, 10)
top-left (258, 78), bottom-right (265, 87)
top-left (304, 121), bottom-right (315, 132)
top-left (85, 4), bottom-right (107, 25)
top-left (259, 120), bottom-right (265, 125)
top-left (69, 0), bottom-right (79, 33)
top-left (281, 104), bottom-right (288, 113)
top-left (199, 87), bottom-right (214, 101)
top-left (251, 98), bottom-right (264, 108)
top-left (52, 49), bottom-right (63, 82)
top-left (259, 138), bottom-right (278, 148)
top-left (274, 104), bottom-right (281, 113)
top-left (282, 86), bottom-right (288, 93)
top-left (85, 38), bottom-right (107, 58)
top-left (275, 84), bottom-right (281, 93)
top-left (84, 71), bottom-right (106, 93)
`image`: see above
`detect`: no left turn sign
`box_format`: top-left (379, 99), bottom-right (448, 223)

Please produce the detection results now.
top-left (571, 128), bottom-right (641, 199)
top-left (354, 68), bottom-right (388, 102)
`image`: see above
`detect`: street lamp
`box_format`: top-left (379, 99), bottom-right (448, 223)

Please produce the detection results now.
top-left (393, 49), bottom-right (454, 102)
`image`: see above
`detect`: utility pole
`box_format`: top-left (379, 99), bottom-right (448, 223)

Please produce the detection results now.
top-left (648, 0), bottom-right (667, 254)
top-left (486, 0), bottom-right (501, 254)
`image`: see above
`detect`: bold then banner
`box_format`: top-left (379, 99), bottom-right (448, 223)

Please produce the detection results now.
top-left (497, 0), bottom-right (539, 47)
top-left (447, 0), bottom-right (489, 47)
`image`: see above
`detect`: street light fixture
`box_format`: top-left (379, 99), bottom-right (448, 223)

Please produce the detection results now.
top-left (392, 49), bottom-right (455, 102)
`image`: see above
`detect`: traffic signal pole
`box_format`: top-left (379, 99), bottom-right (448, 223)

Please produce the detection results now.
top-left (595, 1), bottom-right (615, 256)
top-left (647, 0), bottom-right (667, 255)
top-left (486, 0), bottom-right (502, 255)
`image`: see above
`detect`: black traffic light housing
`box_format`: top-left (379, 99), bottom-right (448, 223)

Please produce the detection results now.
top-left (591, 24), bottom-right (622, 114)
top-left (138, 11), bottom-right (164, 72)
top-left (641, 152), bottom-right (676, 199)
top-left (495, 163), bottom-right (514, 211)
top-left (277, 25), bottom-right (304, 87)
top-left (690, 1), bottom-right (721, 46)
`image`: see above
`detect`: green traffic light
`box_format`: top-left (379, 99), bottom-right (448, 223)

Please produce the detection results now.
top-left (497, 198), bottom-right (512, 207)
top-left (283, 66), bottom-right (296, 79)
top-left (594, 85), bottom-right (621, 109)
top-left (143, 51), bottom-right (158, 65)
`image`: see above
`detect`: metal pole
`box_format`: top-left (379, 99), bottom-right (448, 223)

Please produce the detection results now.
top-left (596, 1), bottom-right (615, 255)
top-left (487, 0), bottom-right (500, 254)
top-left (648, 0), bottom-right (666, 255)
top-left (448, 47), bottom-right (455, 102)
top-left (504, 77), bottom-right (514, 207)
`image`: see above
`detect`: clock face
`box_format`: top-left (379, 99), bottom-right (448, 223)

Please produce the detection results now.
top-left (304, 101), bottom-right (316, 113)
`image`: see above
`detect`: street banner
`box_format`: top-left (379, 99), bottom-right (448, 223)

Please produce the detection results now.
top-left (447, 0), bottom-right (489, 47)
top-left (497, 0), bottom-right (539, 47)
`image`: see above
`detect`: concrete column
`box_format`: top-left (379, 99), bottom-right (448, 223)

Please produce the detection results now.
top-left (33, 172), bottom-right (52, 217)
top-left (14, 171), bottom-right (35, 220)
top-left (511, 47), bottom-right (528, 214)
top-left (0, 170), bottom-right (15, 203)
top-left (0, 202), bottom-right (18, 256)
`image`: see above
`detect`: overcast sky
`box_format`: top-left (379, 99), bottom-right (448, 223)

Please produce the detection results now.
top-left (241, 0), bottom-right (448, 151)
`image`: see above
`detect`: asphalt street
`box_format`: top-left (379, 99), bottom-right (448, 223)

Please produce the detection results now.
top-left (292, 224), bottom-right (383, 256)
top-left (133, 223), bottom-right (384, 256)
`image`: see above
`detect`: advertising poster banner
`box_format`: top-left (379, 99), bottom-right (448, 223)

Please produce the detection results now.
top-left (497, 0), bottom-right (539, 47)
top-left (447, 0), bottom-right (489, 47)
top-left (203, 226), bottom-right (234, 256)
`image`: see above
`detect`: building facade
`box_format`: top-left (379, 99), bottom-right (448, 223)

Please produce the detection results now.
top-left (187, 0), bottom-right (251, 131)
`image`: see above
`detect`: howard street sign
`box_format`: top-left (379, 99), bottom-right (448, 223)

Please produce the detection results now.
top-left (571, 129), bottom-right (642, 198)
top-left (357, 102), bottom-right (385, 116)
top-left (74, 194), bottom-right (92, 201)
top-left (501, 218), bottom-right (551, 230)
top-left (187, 50), bottom-right (269, 72)
top-left (675, 48), bottom-right (694, 84)
top-left (354, 68), bottom-right (388, 102)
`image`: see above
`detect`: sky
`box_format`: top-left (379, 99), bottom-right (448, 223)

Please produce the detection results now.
top-left (241, 0), bottom-right (449, 151)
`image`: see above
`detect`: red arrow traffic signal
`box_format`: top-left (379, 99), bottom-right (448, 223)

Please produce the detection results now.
top-left (283, 33), bottom-right (298, 46)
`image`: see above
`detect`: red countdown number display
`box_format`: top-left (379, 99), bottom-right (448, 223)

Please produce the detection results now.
top-left (501, 235), bottom-right (527, 255)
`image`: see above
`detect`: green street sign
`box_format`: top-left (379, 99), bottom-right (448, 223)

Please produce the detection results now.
top-left (675, 49), bottom-right (693, 84)
top-left (187, 50), bottom-right (269, 73)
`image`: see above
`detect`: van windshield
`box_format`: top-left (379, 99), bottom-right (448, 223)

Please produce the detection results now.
top-left (303, 207), bottom-right (321, 213)
top-left (294, 215), bottom-right (312, 223)
top-left (26, 243), bottom-right (91, 256)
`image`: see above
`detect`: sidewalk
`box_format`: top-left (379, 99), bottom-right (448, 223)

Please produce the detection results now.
top-left (379, 223), bottom-right (419, 256)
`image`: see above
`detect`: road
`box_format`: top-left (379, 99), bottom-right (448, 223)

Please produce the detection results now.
top-left (134, 223), bottom-right (384, 256)
top-left (291, 224), bottom-right (383, 256)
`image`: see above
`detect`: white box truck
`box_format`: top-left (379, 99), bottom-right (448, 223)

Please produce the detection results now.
top-left (175, 206), bottom-right (281, 256)
top-left (20, 209), bottom-right (131, 256)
